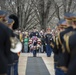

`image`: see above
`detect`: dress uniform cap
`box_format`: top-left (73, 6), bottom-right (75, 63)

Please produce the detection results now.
top-left (0, 10), bottom-right (7, 17)
top-left (64, 12), bottom-right (74, 20)
top-left (72, 13), bottom-right (76, 21)
top-left (5, 17), bottom-right (14, 25)
top-left (57, 19), bottom-right (66, 26)
top-left (57, 19), bottom-right (67, 28)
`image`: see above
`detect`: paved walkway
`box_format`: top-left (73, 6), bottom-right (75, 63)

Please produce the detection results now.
top-left (18, 53), bottom-right (55, 75)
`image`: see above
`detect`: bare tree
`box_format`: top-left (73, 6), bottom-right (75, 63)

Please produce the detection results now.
top-left (62, 0), bottom-right (67, 13)
top-left (0, 0), bottom-right (76, 30)
top-left (67, 0), bottom-right (72, 12)
top-left (32, 0), bottom-right (53, 30)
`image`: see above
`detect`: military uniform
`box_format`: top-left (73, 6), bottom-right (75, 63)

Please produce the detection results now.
top-left (8, 14), bottom-right (20, 75)
top-left (50, 16), bottom-right (73, 75)
top-left (7, 29), bottom-right (15, 75)
top-left (57, 13), bottom-right (74, 71)
top-left (50, 35), bottom-right (59, 69)
top-left (63, 14), bottom-right (76, 75)
top-left (50, 20), bottom-right (66, 66)
top-left (0, 10), bottom-right (12, 75)
top-left (63, 29), bottom-right (76, 75)
top-left (57, 13), bottom-right (73, 63)
top-left (0, 22), bottom-right (12, 74)
top-left (58, 26), bottom-right (73, 67)
top-left (57, 13), bottom-right (75, 75)
top-left (50, 28), bottom-right (64, 75)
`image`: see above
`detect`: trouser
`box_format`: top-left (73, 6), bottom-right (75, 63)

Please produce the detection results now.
top-left (46, 44), bottom-right (52, 57)
top-left (56, 68), bottom-right (65, 75)
top-left (39, 45), bottom-right (43, 53)
top-left (7, 65), bottom-right (14, 75)
top-left (54, 63), bottom-right (67, 75)
top-left (43, 45), bottom-right (46, 52)
top-left (33, 50), bottom-right (37, 57)
top-left (14, 61), bottom-right (18, 75)
top-left (24, 44), bottom-right (28, 53)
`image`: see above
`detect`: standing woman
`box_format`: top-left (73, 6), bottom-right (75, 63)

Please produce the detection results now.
top-left (24, 32), bottom-right (29, 53)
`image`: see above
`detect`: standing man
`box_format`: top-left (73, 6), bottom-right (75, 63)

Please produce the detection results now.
top-left (5, 18), bottom-right (15, 75)
top-left (56, 13), bottom-right (73, 75)
top-left (0, 10), bottom-right (12, 75)
top-left (63, 14), bottom-right (76, 75)
top-left (9, 14), bottom-right (22, 75)
top-left (50, 20), bottom-right (67, 75)
top-left (45, 27), bottom-right (52, 57)
top-left (29, 27), bottom-right (40, 57)
top-left (57, 13), bottom-right (73, 73)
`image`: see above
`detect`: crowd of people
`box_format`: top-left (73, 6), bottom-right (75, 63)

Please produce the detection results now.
top-left (15, 27), bottom-right (53, 57)
top-left (0, 9), bottom-right (76, 75)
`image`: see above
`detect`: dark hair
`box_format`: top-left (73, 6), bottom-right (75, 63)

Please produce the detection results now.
top-left (73, 21), bottom-right (76, 25)
top-left (9, 14), bottom-right (19, 30)
top-left (33, 27), bottom-right (36, 29)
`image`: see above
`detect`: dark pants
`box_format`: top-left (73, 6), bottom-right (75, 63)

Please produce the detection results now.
top-left (7, 65), bottom-right (14, 75)
top-left (33, 50), bottom-right (37, 57)
top-left (46, 44), bottom-right (52, 57)
top-left (14, 61), bottom-right (18, 75)
top-left (54, 63), bottom-right (67, 75)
